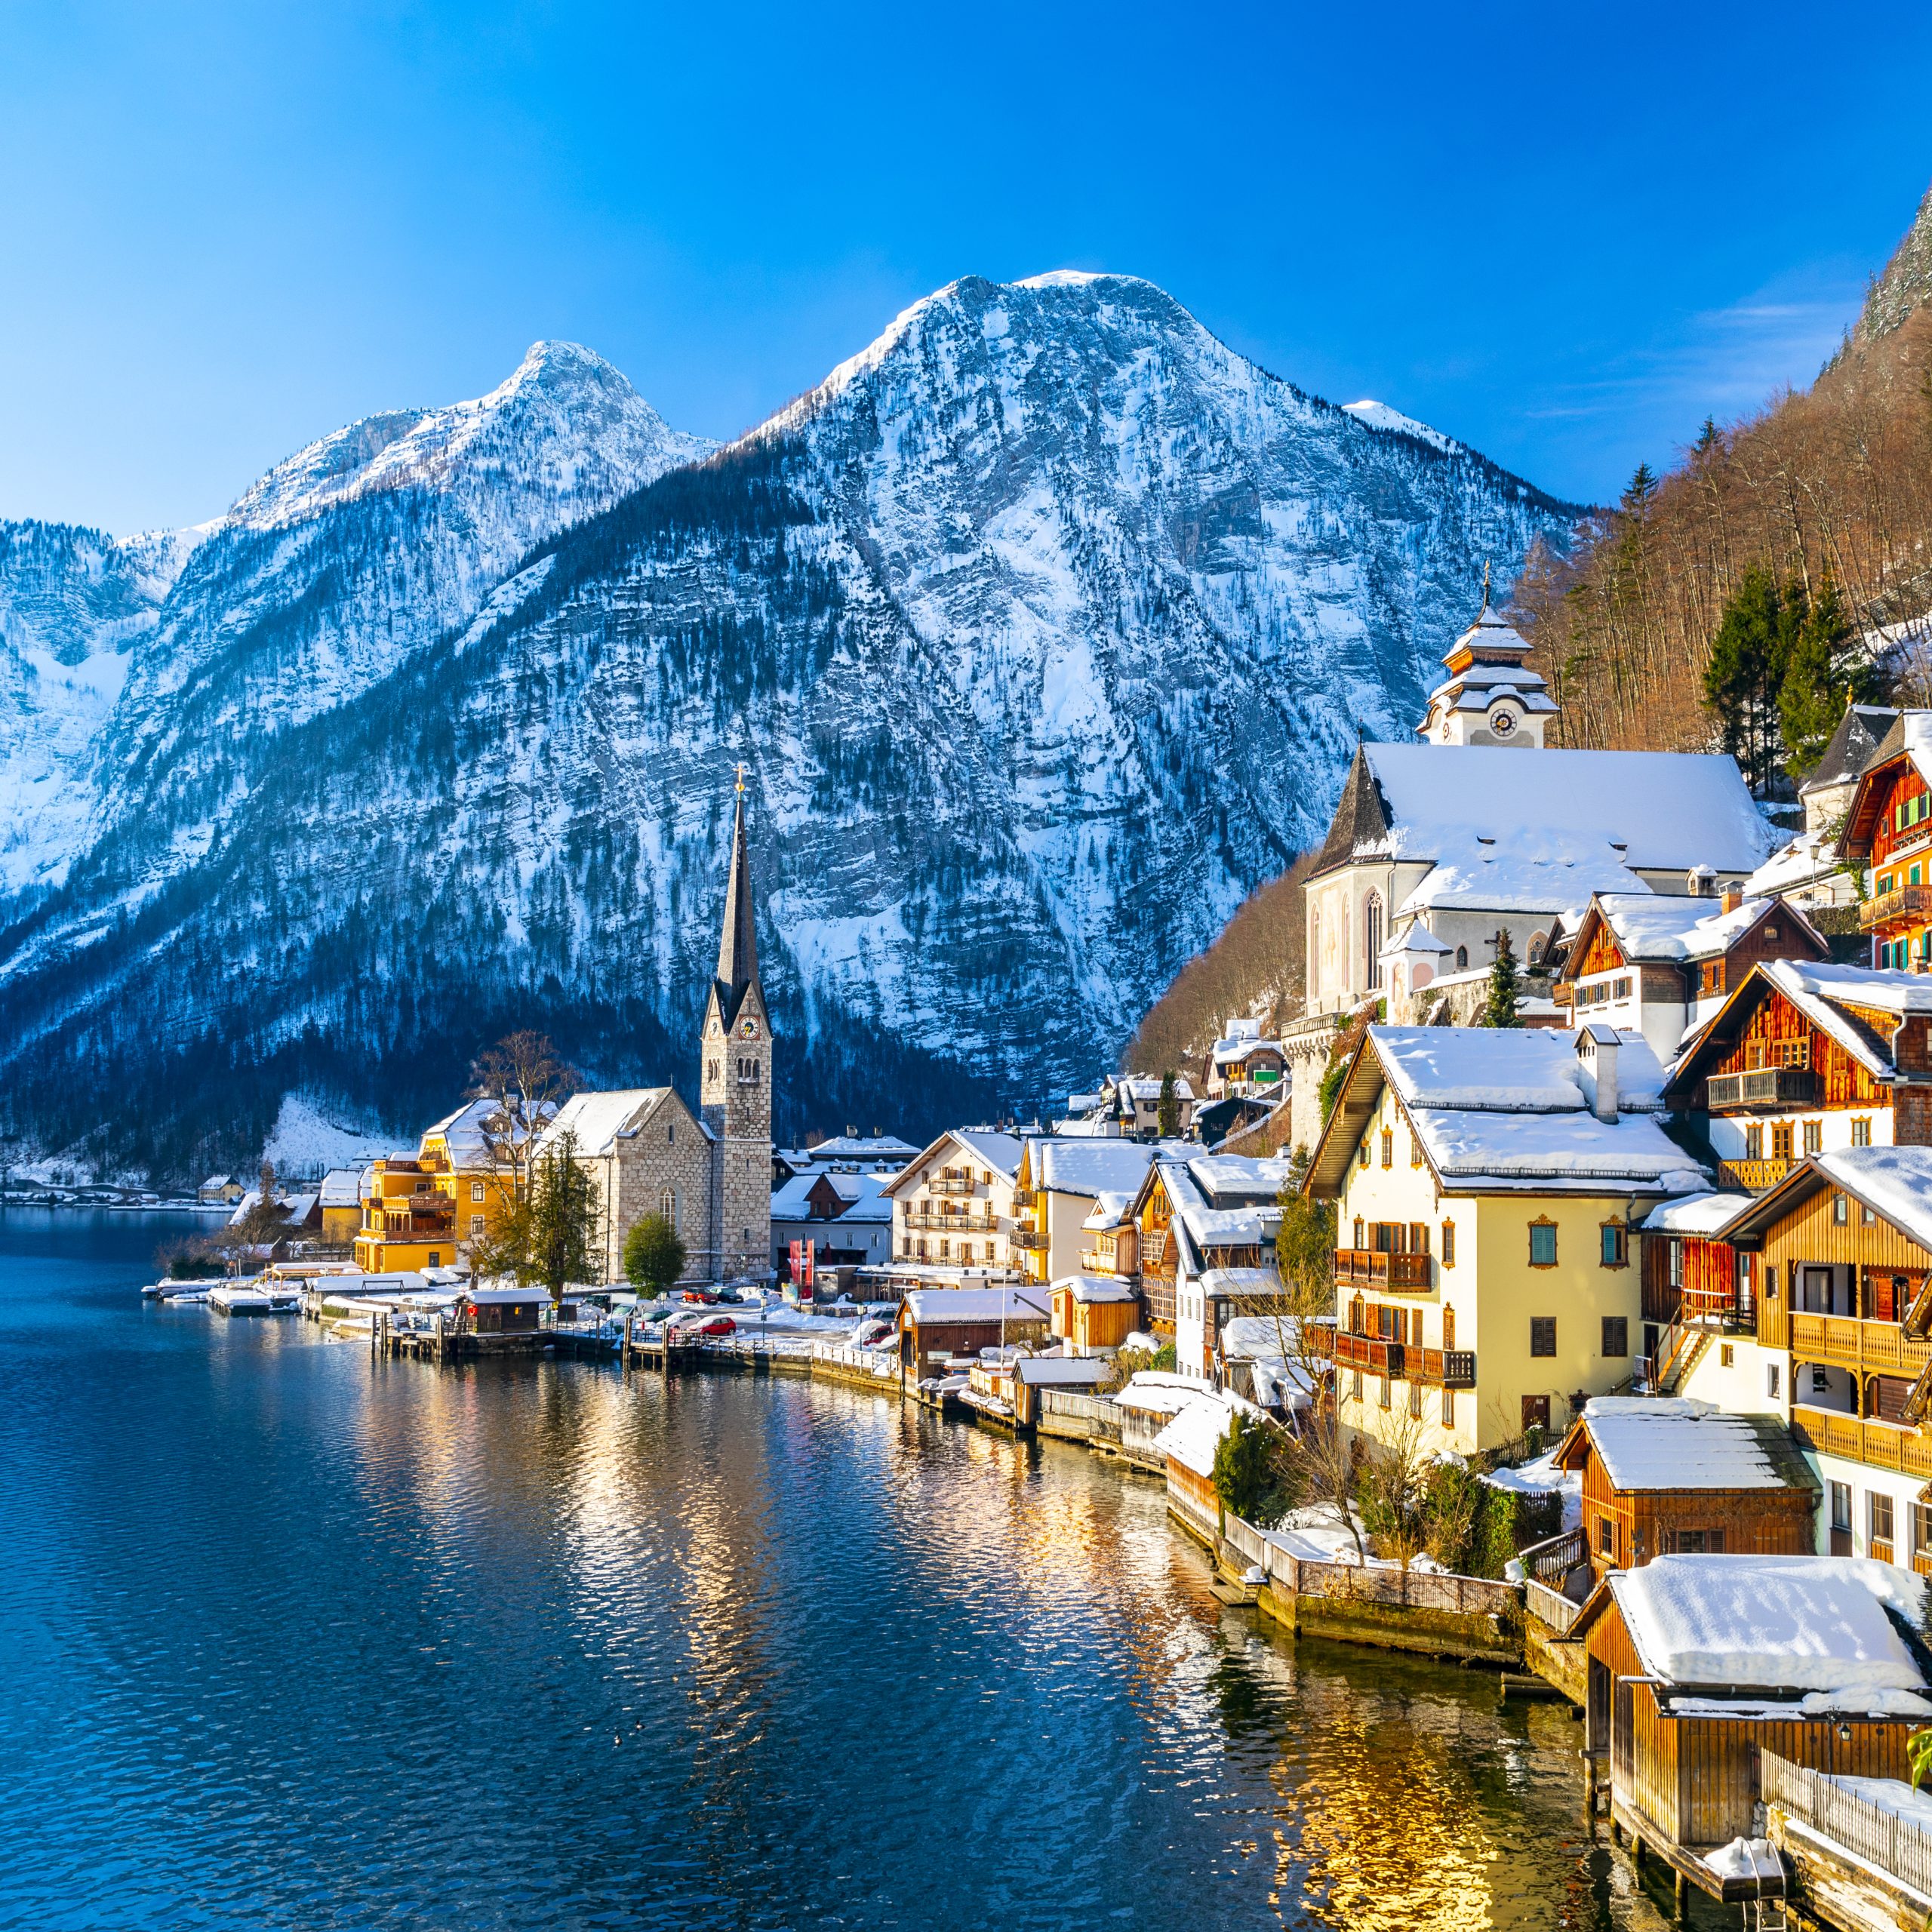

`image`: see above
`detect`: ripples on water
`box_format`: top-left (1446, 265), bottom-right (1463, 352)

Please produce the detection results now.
top-left (0, 1212), bottom-right (1702, 1929)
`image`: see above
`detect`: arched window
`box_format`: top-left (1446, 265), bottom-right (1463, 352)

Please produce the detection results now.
top-left (1530, 931), bottom-right (1549, 965)
top-left (1364, 892), bottom-right (1384, 989)
top-left (1455, 944), bottom-right (1469, 972)
top-left (660, 1188), bottom-right (676, 1226)
top-left (1310, 909), bottom-right (1321, 995)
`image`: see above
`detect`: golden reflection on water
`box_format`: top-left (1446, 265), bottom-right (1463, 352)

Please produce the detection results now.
top-left (335, 1356), bottom-right (1666, 1931)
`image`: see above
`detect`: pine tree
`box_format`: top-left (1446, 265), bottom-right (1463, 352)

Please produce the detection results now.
top-left (1779, 570), bottom-right (1880, 774)
top-left (1703, 565), bottom-right (1796, 795)
top-left (1622, 463), bottom-right (1657, 513)
top-left (1483, 929), bottom-right (1521, 1028)
top-left (521, 1130), bottom-right (600, 1302)
top-left (623, 1212), bottom-right (687, 1296)
top-left (1157, 1069), bottom-right (1180, 1139)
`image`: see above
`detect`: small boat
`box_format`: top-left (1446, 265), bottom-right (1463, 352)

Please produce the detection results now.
top-left (209, 1283), bottom-right (300, 1316)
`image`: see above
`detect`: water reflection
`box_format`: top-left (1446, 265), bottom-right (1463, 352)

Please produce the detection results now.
top-left (0, 1214), bottom-right (1695, 1929)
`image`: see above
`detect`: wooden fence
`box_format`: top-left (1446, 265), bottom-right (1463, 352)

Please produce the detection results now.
top-left (1218, 1510), bottom-right (1523, 1618)
top-left (1037, 1389), bottom-right (1123, 1445)
top-left (1764, 1750), bottom-right (1932, 1899)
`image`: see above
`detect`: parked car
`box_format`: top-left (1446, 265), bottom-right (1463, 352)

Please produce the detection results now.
top-left (691, 1315), bottom-right (736, 1337)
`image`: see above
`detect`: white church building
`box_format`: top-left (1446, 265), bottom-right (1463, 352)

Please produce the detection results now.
top-left (1281, 591), bottom-right (1778, 1153)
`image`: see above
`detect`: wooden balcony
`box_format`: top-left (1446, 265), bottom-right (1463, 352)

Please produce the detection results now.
top-left (1011, 1187), bottom-right (1036, 1208)
top-left (1077, 1249), bottom-right (1124, 1276)
top-left (1715, 1158), bottom-right (1790, 1193)
top-left (1011, 1225), bottom-right (1048, 1251)
top-left (931, 1175), bottom-right (978, 1197)
top-left (1316, 1329), bottom-right (1476, 1389)
top-left (1789, 1310), bottom-right (1932, 1377)
top-left (1334, 1248), bottom-right (1432, 1292)
top-left (1706, 1067), bottom-right (1817, 1111)
top-left (1792, 1404), bottom-right (1932, 1478)
top-left (1860, 881), bottom-right (1932, 931)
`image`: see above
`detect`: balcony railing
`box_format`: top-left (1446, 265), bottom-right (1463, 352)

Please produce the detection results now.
top-left (1706, 1067), bottom-right (1817, 1111)
top-left (1011, 1187), bottom-right (1035, 1208)
top-left (1789, 1310), bottom-right (1932, 1376)
top-left (931, 1175), bottom-right (978, 1197)
top-left (1792, 1404), bottom-right (1932, 1478)
top-left (1334, 1248), bottom-right (1432, 1291)
top-left (1715, 1157), bottom-right (1791, 1193)
top-left (906, 1211), bottom-right (998, 1232)
top-left (1078, 1249), bottom-right (1123, 1275)
top-left (1860, 881), bottom-right (1932, 931)
top-left (1315, 1328), bottom-right (1474, 1388)
top-left (1011, 1226), bottom-right (1048, 1251)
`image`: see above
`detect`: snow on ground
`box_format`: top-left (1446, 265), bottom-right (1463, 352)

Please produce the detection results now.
top-left (1264, 1506), bottom-right (1443, 1571)
top-left (260, 1094), bottom-right (400, 1175)
top-left (1481, 1444), bottom-right (1581, 1531)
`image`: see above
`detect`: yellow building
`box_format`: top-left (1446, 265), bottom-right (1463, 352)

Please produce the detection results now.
top-left (351, 1097), bottom-right (533, 1273)
top-left (1306, 1023), bottom-right (1709, 1454)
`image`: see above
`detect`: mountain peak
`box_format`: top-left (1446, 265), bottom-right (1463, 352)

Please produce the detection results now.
top-left (1856, 177), bottom-right (1932, 346)
top-left (226, 342), bottom-right (711, 532)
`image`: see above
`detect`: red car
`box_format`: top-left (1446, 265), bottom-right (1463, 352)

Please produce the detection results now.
top-left (691, 1315), bottom-right (736, 1337)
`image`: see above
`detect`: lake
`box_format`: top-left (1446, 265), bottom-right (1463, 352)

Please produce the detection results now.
top-left (0, 1209), bottom-right (1699, 1928)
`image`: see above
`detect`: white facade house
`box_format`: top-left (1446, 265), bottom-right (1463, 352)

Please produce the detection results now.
top-left (877, 1128), bottom-right (1024, 1287)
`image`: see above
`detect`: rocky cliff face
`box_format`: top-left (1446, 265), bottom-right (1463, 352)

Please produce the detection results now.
top-left (1856, 177), bottom-right (1932, 345)
top-left (0, 278), bottom-right (1580, 1180)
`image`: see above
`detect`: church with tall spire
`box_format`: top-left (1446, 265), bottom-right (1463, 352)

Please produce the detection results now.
top-left (534, 772), bottom-right (773, 1284)
top-left (699, 774), bottom-right (774, 1280)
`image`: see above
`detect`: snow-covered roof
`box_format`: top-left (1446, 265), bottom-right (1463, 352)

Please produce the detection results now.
top-left (1583, 892), bottom-right (1798, 965)
top-left (283, 1192), bottom-right (319, 1223)
top-left (536, 1089), bottom-right (676, 1160)
top-left (1179, 1202), bottom-right (1279, 1250)
top-left (1112, 1371), bottom-right (1205, 1416)
top-left (952, 1129), bottom-right (1024, 1177)
top-left (1212, 1034), bottom-right (1284, 1064)
top-left (1200, 1264), bottom-right (1285, 1303)
top-left (1220, 1312), bottom-right (1305, 1358)
top-left (1316, 743), bottom-right (1776, 916)
top-left (467, 1286), bottom-right (543, 1306)
top-left (1051, 1272), bottom-right (1140, 1304)
top-left (1013, 1354), bottom-right (1112, 1386)
top-left (1383, 920), bottom-right (1453, 961)
top-left (1810, 1147), bottom-right (1932, 1251)
top-left (423, 1096), bottom-right (527, 1167)
top-left (1748, 960), bottom-right (1932, 1080)
top-left (902, 1287), bottom-right (1052, 1324)
top-left (1152, 1388), bottom-right (1267, 1478)
top-left (1640, 1191), bottom-right (1755, 1235)
top-left (1605, 1555), bottom-right (1932, 1705)
top-left (1746, 829), bottom-right (1844, 898)
top-left (1036, 1138), bottom-right (1157, 1198)
top-left (1567, 1397), bottom-right (1814, 1493)
top-left (799, 1134), bottom-right (918, 1161)
top-left (1118, 1074), bottom-right (1196, 1103)
top-left (1081, 1190), bottom-right (1133, 1231)
top-left (318, 1168), bottom-right (362, 1208)
top-left (201, 1173), bottom-right (233, 1189)
top-left (1374, 1025), bottom-right (1666, 1115)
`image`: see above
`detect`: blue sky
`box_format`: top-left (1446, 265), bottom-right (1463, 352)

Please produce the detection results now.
top-left (3, 1), bottom-right (1930, 533)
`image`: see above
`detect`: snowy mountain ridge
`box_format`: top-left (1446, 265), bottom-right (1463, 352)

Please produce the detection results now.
top-left (0, 275), bottom-right (1584, 1180)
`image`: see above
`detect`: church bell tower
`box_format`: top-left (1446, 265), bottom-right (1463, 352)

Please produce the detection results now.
top-left (700, 768), bottom-right (773, 1280)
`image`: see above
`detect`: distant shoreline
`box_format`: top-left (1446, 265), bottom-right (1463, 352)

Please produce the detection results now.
top-left (0, 1195), bottom-right (231, 1214)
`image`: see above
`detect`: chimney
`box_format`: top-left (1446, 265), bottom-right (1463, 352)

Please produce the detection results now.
top-left (1583, 1026), bottom-right (1620, 1122)
top-left (1720, 889), bottom-right (1741, 915)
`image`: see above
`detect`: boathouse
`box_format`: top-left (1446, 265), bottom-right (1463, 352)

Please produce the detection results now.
top-left (464, 1287), bottom-right (543, 1334)
top-left (897, 1286), bottom-right (1050, 1380)
top-left (1567, 1555), bottom-right (1931, 1907)
top-left (1552, 1396), bottom-right (1816, 1577)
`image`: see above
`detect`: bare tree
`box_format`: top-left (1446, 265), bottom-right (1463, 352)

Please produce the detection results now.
top-left (466, 1031), bottom-right (579, 1199)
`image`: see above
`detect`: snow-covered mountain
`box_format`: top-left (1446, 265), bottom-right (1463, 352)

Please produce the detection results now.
top-left (0, 278), bottom-right (1582, 1180)
top-left (0, 341), bottom-right (712, 898)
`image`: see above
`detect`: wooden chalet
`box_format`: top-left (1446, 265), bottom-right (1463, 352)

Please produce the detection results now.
top-left (1554, 888), bottom-right (1827, 1066)
top-left (1553, 1396), bottom-right (1816, 1577)
top-left (1840, 711), bottom-right (1932, 968)
top-left (1662, 959), bottom-right (1932, 1195)
top-left (1566, 1555), bottom-right (1929, 1910)
top-left (1719, 1147), bottom-right (1932, 1565)
top-left (1048, 1274), bottom-right (1141, 1354)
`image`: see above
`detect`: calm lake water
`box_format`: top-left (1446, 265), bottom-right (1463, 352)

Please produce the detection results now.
top-left (0, 1210), bottom-right (1705, 1930)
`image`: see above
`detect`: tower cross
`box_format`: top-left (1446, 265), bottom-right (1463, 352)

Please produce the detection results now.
top-left (734, 760), bottom-right (748, 795)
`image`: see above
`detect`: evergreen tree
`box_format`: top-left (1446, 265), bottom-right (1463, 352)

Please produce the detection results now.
top-left (1157, 1069), bottom-right (1180, 1139)
top-left (520, 1130), bottom-right (600, 1302)
top-left (1622, 463), bottom-right (1657, 513)
top-left (1779, 571), bottom-right (1880, 774)
top-left (1275, 1145), bottom-right (1336, 1291)
top-left (622, 1212), bottom-right (687, 1297)
top-left (1483, 929), bottom-right (1521, 1028)
top-left (1703, 565), bottom-right (1797, 795)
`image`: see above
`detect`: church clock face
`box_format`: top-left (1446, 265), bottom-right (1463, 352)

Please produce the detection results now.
top-left (1490, 708), bottom-right (1517, 739)
top-left (739, 1017), bottom-right (758, 1039)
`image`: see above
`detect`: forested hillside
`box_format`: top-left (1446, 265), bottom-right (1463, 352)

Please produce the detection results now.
top-left (1517, 181), bottom-right (1932, 760)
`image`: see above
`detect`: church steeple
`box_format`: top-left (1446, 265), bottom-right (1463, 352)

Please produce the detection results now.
top-left (714, 767), bottom-right (760, 1023)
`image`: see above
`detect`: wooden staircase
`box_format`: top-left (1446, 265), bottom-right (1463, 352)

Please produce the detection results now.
top-left (1906, 1275), bottom-right (1932, 1340)
top-left (1639, 1319), bottom-right (1712, 1395)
